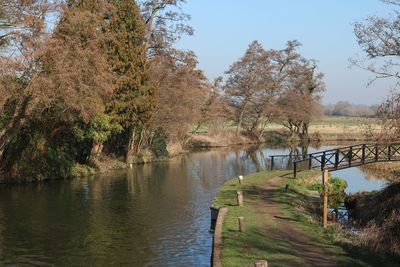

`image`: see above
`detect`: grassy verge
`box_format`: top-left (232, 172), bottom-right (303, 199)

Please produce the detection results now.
top-left (213, 170), bottom-right (400, 267)
top-left (213, 170), bottom-right (306, 266)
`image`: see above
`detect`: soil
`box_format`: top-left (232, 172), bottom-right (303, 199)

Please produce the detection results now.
top-left (259, 176), bottom-right (337, 267)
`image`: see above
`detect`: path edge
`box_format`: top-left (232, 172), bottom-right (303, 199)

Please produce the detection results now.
top-left (212, 207), bottom-right (228, 267)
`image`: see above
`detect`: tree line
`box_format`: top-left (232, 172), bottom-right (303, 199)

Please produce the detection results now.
top-left (0, 0), bottom-right (324, 182)
top-left (323, 102), bottom-right (379, 118)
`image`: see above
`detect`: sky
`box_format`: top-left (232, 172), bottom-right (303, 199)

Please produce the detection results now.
top-left (175, 0), bottom-right (398, 105)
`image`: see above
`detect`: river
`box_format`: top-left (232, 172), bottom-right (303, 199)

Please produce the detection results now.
top-left (0, 144), bottom-right (387, 266)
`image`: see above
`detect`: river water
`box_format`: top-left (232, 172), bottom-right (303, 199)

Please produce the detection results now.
top-left (0, 144), bottom-right (387, 266)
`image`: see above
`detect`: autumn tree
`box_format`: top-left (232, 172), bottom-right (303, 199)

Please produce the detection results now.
top-left (224, 41), bottom-right (273, 137)
top-left (3, 1), bottom-right (114, 179)
top-left (149, 50), bottom-right (208, 142)
top-left (277, 63), bottom-right (324, 140)
top-left (224, 40), bottom-right (322, 140)
top-left (0, 0), bottom-right (57, 168)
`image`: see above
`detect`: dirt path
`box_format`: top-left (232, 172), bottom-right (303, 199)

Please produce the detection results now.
top-left (259, 176), bottom-right (337, 267)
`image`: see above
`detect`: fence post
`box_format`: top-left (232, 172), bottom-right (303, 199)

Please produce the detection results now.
top-left (348, 147), bottom-right (353, 167)
top-left (362, 144), bottom-right (366, 164)
top-left (293, 161), bottom-right (297, 178)
top-left (375, 145), bottom-right (379, 162)
top-left (323, 169), bottom-right (329, 228)
top-left (308, 155), bottom-right (312, 170)
top-left (236, 191), bottom-right (243, 206)
top-left (388, 145), bottom-right (392, 160)
top-left (335, 149), bottom-right (339, 169)
top-left (270, 156), bottom-right (274, 170)
top-left (238, 217), bottom-right (245, 232)
top-left (321, 153), bottom-right (326, 171)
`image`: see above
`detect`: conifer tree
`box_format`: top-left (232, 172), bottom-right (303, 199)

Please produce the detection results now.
top-left (106, 0), bottom-right (157, 163)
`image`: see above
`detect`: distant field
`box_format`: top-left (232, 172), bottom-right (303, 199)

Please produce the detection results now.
top-left (191, 116), bottom-right (381, 142)
top-left (267, 116), bottom-right (381, 140)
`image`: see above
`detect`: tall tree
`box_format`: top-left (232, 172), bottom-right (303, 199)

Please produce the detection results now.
top-left (277, 63), bottom-right (324, 140)
top-left (106, 0), bottom-right (156, 164)
top-left (224, 41), bottom-right (272, 136)
top-left (0, 0), bottom-right (115, 180)
top-left (149, 49), bottom-right (209, 142)
top-left (0, 0), bottom-right (56, 165)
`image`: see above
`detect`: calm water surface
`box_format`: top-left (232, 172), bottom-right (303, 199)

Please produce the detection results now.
top-left (0, 144), bottom-right (387, 266)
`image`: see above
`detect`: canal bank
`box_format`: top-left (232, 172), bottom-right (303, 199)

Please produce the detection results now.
top-left (0, 143), bottom-right (395, 266)
top-left (212, 171), bottom-right (399, 266)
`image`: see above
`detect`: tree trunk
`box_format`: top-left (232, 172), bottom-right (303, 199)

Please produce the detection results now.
top-left (89, 140), bottom-right (103, 165)
top-left (126, 129), bottom-right (136, 165)
top-left (236, 101), bottom-right (248, 135)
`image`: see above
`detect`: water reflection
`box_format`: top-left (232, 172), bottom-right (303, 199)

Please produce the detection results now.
top-left (0, 143), bottom-right (388, 266)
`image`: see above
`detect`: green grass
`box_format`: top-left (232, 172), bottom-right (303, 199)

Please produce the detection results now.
top-left (213, 170), bottom-right (306, 266)
top-left (213, 170), bottom-right (400, 267)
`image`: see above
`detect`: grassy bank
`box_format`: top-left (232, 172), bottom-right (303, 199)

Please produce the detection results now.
top-left (213, 170), bottom-right (399, 266)
top-left (189, 116), bottom-right (380, 148)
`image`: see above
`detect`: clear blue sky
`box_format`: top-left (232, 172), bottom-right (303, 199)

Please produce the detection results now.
top-left (175, 0), bottom-right (397, 105)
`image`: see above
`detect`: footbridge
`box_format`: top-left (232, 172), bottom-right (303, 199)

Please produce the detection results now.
top-left (270, 143), bottom-right (400, 177)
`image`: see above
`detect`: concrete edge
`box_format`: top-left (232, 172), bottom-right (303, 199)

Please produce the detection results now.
top-left (212, 207), bottom-right (229, 267)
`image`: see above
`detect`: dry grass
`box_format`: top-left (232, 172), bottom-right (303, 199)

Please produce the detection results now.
top-left (266, 116), bottom-right (382, 141)
top-left (190, 129), bottom-right (255, 147)
top-left (166, 141), bottom-right (186, 157)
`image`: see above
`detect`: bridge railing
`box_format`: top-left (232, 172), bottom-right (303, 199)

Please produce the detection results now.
top-left (269, 143), bottom-right (400, 177)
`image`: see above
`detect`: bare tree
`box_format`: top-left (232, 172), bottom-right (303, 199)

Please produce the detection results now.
top-left (149, 49), bottom-right (208, 142)
top-left (138, 0), bottom-right (193, 55)
top-left (354, 0), bottom-right (400, 142)
top-left (352, 1), bottom-right (400, 84)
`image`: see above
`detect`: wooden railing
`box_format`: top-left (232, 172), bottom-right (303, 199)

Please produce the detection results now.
top-left (270, 143), bottom-right (400, 177)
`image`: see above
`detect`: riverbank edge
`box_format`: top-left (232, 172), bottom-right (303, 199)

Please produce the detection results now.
top-left (0, 132), bottom-right (375, 184)
top-left (212, 170), bottom-right (400, 266)
top-left (212, 207), bottom-right (228, 267)
top-left (76, 131), bottom-right (373, 176)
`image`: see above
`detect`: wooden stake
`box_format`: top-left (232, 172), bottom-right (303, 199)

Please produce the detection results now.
top-left (323, 169), bottom-right (329, 228)
top-left (331, 210), bottom-right (337, 222)
top-left (254, 260), bottom-right (268, 267)
top-left (236, 191), bottom-right (243, 206)
top-left (238, 175), bottom-right (243, 185)
top-left (238, 216), bottom-right (245, 232)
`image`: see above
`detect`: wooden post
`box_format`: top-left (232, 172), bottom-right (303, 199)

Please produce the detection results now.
top-left (388, 145), bottom-right (392, 160)
top-left (321, 153), bottom-right (326, 171)
top-left (270, 156), bottom-right (274, 170)
top-left (348, 147), bottom-right (353, 167)
top-left (323, 169), bottom-right (329, 228)
top-left (308, 155), bottom-right (312, 170)
top-left (254, 260), bottom-right (268, 267)
top-left (375, 145), bottom-right (379, 162)
top-left (361, 144), bottom-right (366, 164)
top-left (335, 149), bottom-right (339, 169)
top-left (238, 217), bottom-right (245, 232)
top-left (331, 210), bottom-right (337, 222)
top-left (293, 161), bottom-right (297, 178)
top-left (238, 175), bottom-right (243, 185)
top-left (236, 191), bottom-right (243, 206)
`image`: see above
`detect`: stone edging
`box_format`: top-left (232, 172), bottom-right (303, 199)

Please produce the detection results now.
top-left (212, 207), bottom-right (228, 267)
